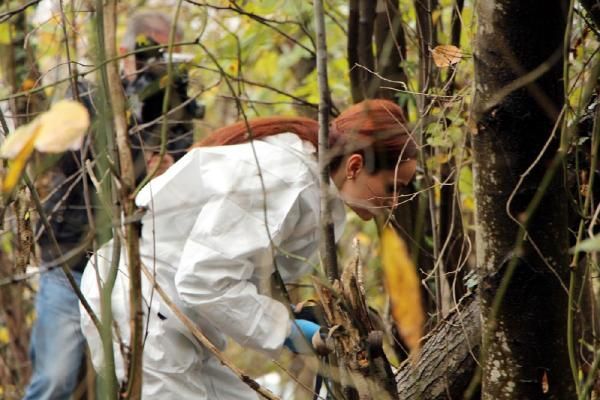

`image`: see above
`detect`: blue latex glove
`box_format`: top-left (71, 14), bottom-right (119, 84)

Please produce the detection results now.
top-left (284, 319), bottom-right (320, 354)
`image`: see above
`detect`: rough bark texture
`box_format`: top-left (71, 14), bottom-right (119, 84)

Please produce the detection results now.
top-left (395, 294), bottom-right (480, 399)
top-left (472, 1), bottom-right (574, 398)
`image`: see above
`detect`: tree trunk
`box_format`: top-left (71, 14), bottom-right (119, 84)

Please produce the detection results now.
top-left (472, 0), bottom-right (575, 398)
top-left (374, 0), bottom-right (408, 101)
top-left (357, 0), bottom-right (376, 99)
top-left (348, 0), bottom-right (363, 102)
top-left (413, 0), bottom-right (436, 95)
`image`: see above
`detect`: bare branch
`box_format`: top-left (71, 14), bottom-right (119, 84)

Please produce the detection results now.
top-left (0, 0), bottom-right (42, 23)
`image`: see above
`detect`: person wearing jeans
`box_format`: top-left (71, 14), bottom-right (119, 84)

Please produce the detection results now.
top-left (25, 269), bottom-right (85, 398)
top-left (23, 11), bottom-right (190, 399)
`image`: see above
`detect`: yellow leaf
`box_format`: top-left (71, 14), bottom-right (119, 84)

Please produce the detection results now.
top-left (229, 61), bottom-right (238, 74)
top-left (0, 100), bottom-right (89, 192)
top-left (431, 9), bottom-right (442, 26)
top-left (0, 121), bottom-right (39, 159)
top-left (435, 153), bottom-right (449, 165)
top-left (0, 326), bottom-right (9, 344)
top-left (38, 31), bottom-right (56, 48)
top-left (380, 226), bottom-right (424, 358)
top-left (34, 100), bottom-right (90, 153)
top-left (462, 196), bottom-right (474, 212)
top-left (21, 78), bottom-right (36, 91)
top-left (431, 44), bottom-right (463, 68)
top-left (1, 129), bottom-right (37, 193)
top-left (159, 75), bottom-right (169, 89)
top-left (0, 23), bottom-right (12, 45)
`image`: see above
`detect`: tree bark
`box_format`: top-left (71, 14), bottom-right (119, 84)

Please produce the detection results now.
top-left (314, 0), bottom-right (338, 282)
top-left (348, 0), bottom-right (377, 102)
top-left (374, 0), bottom-right (408, 101)
top-left (472, 0), bottom-right (574, 398)
top-left (357, 0), bottom-right (376, 99)
top-left (102, 1), bottom-right (143, 397)
top-left (395, 294), bottom-right (480, 399)
top-left (348, 0), bottom-right (363, 102)
top-left (413, 0), bottom-right (436, 95)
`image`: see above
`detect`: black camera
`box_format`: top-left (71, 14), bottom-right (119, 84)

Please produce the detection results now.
top-left (125, 36), bottom-right (205, 181)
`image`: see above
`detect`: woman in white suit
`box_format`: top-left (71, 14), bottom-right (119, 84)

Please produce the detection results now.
top-left (80, 99), bottom-right (418, 399)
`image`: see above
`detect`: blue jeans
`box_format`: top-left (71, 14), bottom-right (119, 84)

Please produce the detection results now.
top-left (23, 268), bottom-right (86, 400)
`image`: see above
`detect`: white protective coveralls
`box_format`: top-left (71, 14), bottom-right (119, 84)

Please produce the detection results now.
top-left (80, 133), bottom-right (346, 399)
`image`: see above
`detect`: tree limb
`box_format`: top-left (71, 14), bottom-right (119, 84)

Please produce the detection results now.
top-left (313, 0), bottom-right (338, 281)
top-left (395, 294), bottom-right (480, 399)
top-left (0, 0), bottom-right (42, 23)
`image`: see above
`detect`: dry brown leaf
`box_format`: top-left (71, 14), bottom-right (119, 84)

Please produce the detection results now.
top-left (432, 44), bottom-right (463, 68)
top-left (380, 226), bottom-right (424, 358)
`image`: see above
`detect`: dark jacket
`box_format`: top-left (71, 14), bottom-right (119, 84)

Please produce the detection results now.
top-left (38, 75), bottom-right (196, 272)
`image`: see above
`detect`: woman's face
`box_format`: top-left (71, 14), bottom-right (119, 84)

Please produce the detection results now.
top-left (335, 155), bottom-right (417, 221)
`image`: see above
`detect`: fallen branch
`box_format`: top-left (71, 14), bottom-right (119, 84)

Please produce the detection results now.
top-left (395, 293), bottom-right (480, 399)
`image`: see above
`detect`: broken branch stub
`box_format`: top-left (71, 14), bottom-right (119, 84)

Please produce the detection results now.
top-left (312, 250), bottom-right (398, 400)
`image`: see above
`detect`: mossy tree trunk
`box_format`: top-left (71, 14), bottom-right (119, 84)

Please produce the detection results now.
top-left (472, 0), bottom-right (575, 398)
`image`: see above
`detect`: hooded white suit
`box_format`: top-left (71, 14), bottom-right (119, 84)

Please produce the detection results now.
top-left (80, 133), bottom-right (346, 399)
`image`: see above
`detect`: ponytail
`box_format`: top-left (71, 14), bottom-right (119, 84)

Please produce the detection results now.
top-left (192, 116), bottom-right (319, 148)
top-left (192, 99), bottom-right (416, 173)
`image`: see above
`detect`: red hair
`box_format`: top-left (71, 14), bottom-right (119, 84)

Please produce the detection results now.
top-left (195, 116), bottom-right (319, 147)
top-left (193, 99), bottom-right (416, 172)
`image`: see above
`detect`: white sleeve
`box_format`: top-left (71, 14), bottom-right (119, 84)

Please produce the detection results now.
top-left (173, 169), bottom-right (311, 358)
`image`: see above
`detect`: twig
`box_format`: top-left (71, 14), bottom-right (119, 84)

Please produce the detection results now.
top-left (578, 347), bottom-right (600, 400)
top-left (0, 0), bottom-right (42, 23)
top-left (184, 0), bottom-right (315, 56)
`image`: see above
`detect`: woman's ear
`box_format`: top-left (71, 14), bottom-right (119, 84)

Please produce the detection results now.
top-left (345, 153), bottom-right (364, 179)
